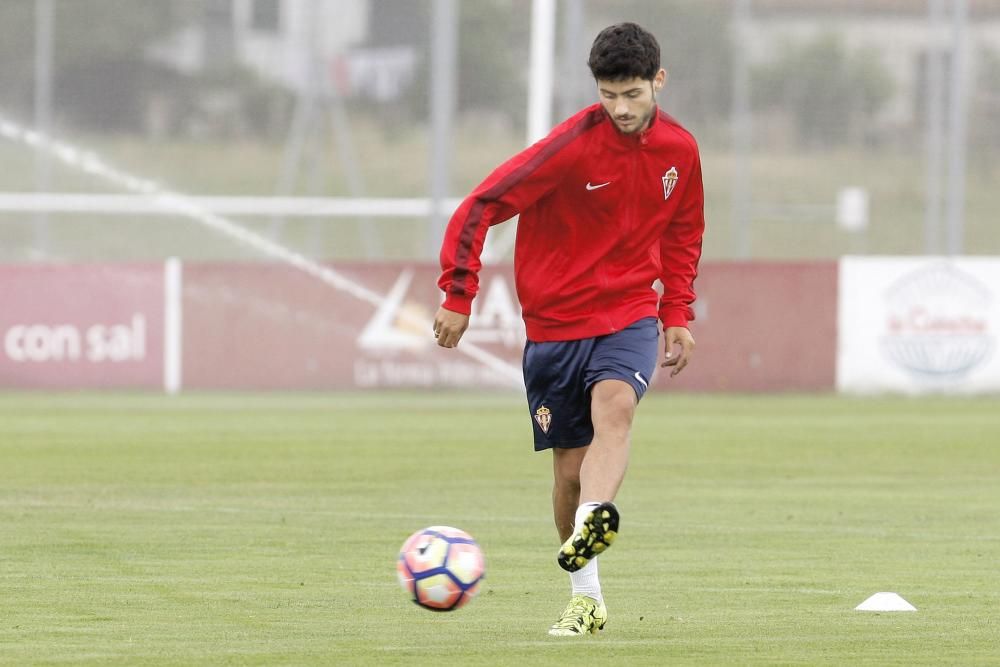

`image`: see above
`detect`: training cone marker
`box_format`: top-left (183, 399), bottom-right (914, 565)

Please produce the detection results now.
top-left (855, 592), bottom-right (917, 612)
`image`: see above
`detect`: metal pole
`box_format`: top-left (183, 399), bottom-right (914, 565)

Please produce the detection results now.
top-left (329, 82), bottom-right (377, 256)
top-left (34, 0), bottom-right (54, 256)
top-left (527, 0), bottom-right (556, 144)
top-left (270, 2), bottom-right (318, 239)
top-left (480, 0), bottom-right (555, 264)
top-left (559, 0), bottom-right (588, 120)
top-left (427, 0), bottom-right (458, 258)
top-left (925, 0), bottom-right (946, 255)
top-left (730, 0), bottom-right (752, 259)
top-left (945, 0), bottom-right (969, 256)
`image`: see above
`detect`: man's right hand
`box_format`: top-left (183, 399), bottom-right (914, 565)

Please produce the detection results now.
top-left (433, 307), bottom-right (470, 348)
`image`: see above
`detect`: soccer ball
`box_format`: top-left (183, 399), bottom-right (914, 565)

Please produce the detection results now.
top-left (396, 526), bottom-right (485, 611)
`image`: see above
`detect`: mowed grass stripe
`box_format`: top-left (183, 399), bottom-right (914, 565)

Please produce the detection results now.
top-left (0, 392), bottom-right (998, 665)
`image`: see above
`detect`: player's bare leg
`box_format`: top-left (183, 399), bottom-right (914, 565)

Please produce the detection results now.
top-left (552, 445), bottom-right (587, 542)
top-left (557, 379), bottom-right (635, 572)
top-left (581, 379), bottom-right (636, 502)
top-left (550, 445), bottom-right (608, 636)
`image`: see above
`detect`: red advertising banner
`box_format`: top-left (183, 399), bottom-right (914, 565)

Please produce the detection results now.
top-left (181, 262), bottom-right (525, 390)
top-left (663, 261), bottom-right (838, 392)
top-left (181, 261), bottom-right (837, 392)
top-left (0, 263), bottom-right (164, 389)
top-left (0, 260), bottom-right (837, 392)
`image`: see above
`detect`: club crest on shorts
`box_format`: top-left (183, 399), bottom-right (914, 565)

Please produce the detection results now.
top-left (661, 166), bottom-right (679, 200)
top-left (534, 406), bottom-right (552, 434)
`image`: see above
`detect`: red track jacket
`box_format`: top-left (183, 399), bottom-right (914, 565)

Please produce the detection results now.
top-left (438, 104), bottom-right (704, 343)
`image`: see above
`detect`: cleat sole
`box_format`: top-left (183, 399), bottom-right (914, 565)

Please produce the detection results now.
top-left (556, 502), bottom-right (620, 572)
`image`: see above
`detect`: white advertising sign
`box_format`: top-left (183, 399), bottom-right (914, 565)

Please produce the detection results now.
top-left (837, 257), bottom-right (1000, 394)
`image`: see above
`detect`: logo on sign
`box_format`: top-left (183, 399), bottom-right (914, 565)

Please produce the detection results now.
top-left (357, 270), bottom-right (523, 352)
top-left (879, 262), bottom-right (994, 379)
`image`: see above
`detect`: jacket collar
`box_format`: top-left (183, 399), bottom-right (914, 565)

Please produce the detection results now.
top-left (604, 105), bottom-right (660, 148)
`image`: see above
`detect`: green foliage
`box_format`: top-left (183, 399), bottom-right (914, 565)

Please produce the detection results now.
top-left (395, 0), bottom-right (528, 127)
top-left (0, 0), bottom-right (175, 79)
top-left (0, 1), bottom-right (287, 138)
top-left (456, 0), bottom-right (528, 121)
top-left (0, 1), bottom-right (176, 129)
top-left (0, 2), bottom-right (35, 116)
top-left (751, 34), bottom-right (894, 147)
top-left (51, 0), bottom-right (177, 62)
top-left (1, 392), bottom-right (999, 664)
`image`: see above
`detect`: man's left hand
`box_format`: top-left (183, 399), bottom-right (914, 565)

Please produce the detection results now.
top-left (661, 326), bottom-right (695, 377)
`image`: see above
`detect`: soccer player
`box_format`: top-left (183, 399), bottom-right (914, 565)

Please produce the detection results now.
top-left (433, 22), bottom-right (704, 636)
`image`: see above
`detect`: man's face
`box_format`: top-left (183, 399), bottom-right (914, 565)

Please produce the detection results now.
top-left (596, 69), bottom-right (666, 135)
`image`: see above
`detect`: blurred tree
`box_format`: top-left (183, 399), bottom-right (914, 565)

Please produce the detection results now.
top-left (54, 0), bottom-right (179, 62)
top-left (456, 0), bottom-right (527, 124)
top-left (0, 0), bottom-right (287, 138)
top-left (0, 0), bottom-right (178, 127)
top-left (751, 34), bottom-right (893, 148)
top-left (386, 0), bottom-right (527, 130)
top-left (0, 2), bottom-right (42, 118)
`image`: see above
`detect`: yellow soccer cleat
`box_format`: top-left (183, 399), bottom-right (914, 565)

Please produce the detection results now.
top-left (557, 501), bottom-right (619, 572)
top-left (548, 595), bottom-right (608, 636)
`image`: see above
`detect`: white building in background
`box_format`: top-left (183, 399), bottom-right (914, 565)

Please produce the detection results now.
top-left (231, 0), bottom-right (368, 95)
top-left (146, 0), bottom-right (368, 86)
top-left (147, 0), bottom-right (417, 101)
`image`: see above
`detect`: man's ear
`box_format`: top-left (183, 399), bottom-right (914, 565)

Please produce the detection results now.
top-left (654, 68), bottom-right (668, 92)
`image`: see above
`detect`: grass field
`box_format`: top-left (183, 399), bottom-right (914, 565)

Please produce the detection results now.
top-left (1, 392), bottom-right (998, 665)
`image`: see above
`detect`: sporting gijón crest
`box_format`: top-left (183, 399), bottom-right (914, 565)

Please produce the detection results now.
top-left (661, 166), bottom-right (679, 200)
top-left (534, 406), bottom-right (552, 434)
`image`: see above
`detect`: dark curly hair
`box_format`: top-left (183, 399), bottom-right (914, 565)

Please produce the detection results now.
top-left (587, 22), bottom-right (661, 81)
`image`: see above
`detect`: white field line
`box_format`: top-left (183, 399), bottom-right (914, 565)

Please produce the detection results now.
top-left (0, 192), bottom-right (463, 217)
top-left (0, 115), bottom-right (523, 388)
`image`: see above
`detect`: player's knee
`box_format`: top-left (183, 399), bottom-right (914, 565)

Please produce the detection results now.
top-left (553, 465), bottom-right (581, 498)
top-left (556, 472), bottom-right (581, 494)
top-left (553, 449), bottom-right (584, 488)
top-left (593, 382), bottom-right (636, 426)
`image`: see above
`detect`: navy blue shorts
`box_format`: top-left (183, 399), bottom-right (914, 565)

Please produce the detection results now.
top-left (523, 317), bottom-right (659, 451)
